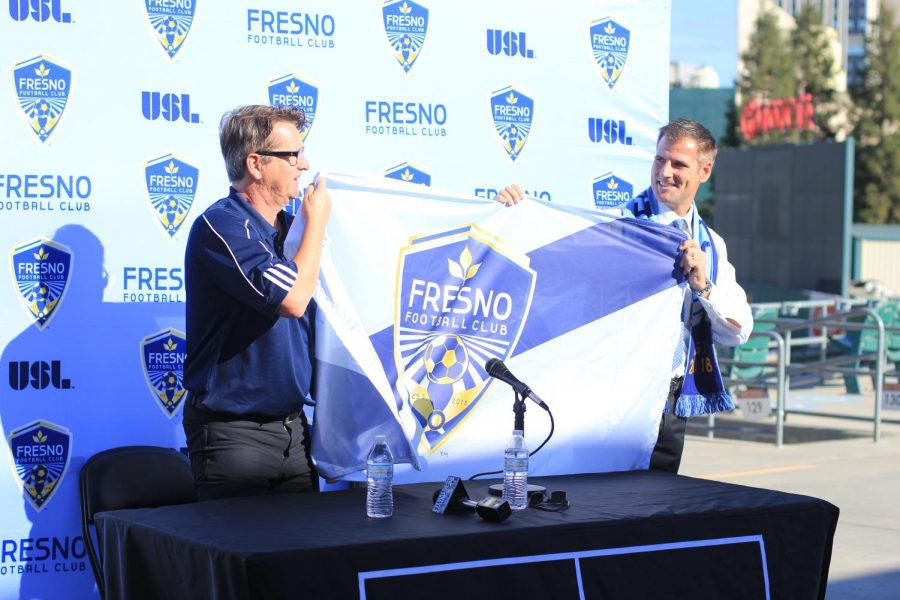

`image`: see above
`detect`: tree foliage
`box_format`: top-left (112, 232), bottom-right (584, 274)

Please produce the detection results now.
top-left (791, 4), bottom-right (843, 139)
top-left (852, 3), bottom-right (900, 223)
top-left (737, 6), bottom-right (843, 145)
top-left (738, 10), bottom-right (795, 116)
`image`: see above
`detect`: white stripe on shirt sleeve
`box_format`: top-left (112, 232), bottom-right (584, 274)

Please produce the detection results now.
top-left (203, 215), bottom-right (265, 298)
top-left (263, 271), bottom-right (293, 292)
top-left (265, 266), bottom-right (296, 287)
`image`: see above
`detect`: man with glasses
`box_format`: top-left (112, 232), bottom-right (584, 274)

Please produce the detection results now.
top-left (182, 105), bottom-right (330, 500)
top-left (183, 105), bottom-right (525, 500)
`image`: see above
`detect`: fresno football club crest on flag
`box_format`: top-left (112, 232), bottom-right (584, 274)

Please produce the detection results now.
top-left (382, 0), bottom-right (429, 74)
top-left (140, 328), bottom-right (188, 418)
top-left (490, 85), bottom-right (534, 162)
top-left (144, 0), bottom-right (196, 59)
top-left (7, 420), bottom-right (72, 512)
top-left (11, 54), bottom-right (72, 143)
top-left (590, 17), bottom-right (630, 90)
top-left (9, 238), bottom-right (73, 330)
top-left (394, 225), bottom-right (536, 452)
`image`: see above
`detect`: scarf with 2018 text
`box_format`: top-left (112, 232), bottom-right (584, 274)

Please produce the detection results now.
top-left (624, 187), bottom-right (734, 417)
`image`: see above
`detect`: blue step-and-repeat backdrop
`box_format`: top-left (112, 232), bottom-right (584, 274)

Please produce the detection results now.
top-left (0, 1), bottom-right (670, 597)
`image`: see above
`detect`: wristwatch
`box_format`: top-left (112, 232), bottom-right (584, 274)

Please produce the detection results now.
top-left (696, 280), bottom-right (713, 297)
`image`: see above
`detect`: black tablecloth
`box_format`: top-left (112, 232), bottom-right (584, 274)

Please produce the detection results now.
top-left (96, 471), bottom-right (838, 599)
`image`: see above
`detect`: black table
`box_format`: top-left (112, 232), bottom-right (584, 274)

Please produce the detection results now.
top-left (96, 471), bottom-right (838, 599)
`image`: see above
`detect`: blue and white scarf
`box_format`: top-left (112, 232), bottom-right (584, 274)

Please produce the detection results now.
top-left (624, 187), bottom-right (734, 417)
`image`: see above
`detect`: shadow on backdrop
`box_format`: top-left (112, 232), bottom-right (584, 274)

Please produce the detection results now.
top-left (1, 224), bottom-right (185, 600)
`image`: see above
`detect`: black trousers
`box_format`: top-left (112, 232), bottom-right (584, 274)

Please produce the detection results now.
top-left (649, 377), bottom-right (687, 473)
top-left (184, 409), bottom-right (318, 501)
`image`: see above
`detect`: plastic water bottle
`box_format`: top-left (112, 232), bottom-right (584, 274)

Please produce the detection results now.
top-left (366, 435), bottom-right (394, 518)
top-left (503, 429), bottom-right (528, 510)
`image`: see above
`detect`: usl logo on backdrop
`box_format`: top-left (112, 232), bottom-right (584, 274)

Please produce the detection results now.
top-left (9, 238), bottom-right (72, 330)
top-left (592, 172), bottom-right (634, 208)
top-left (8, 360), bottom-right (72, 390)
top-left (490, 86), bottom-right (534, 162)
top-left (143, 0), bottom-right (196, 59)
top-left (12, 54), bottom-right (72, 143)
top-left (8, 420), bottom-right (72, 512)
top-left (588, 117), bottom-right (634, 145)
top-left (395, 225), bottom-right (536, 452)
top-left (143, 153), bottom-right (198, 239)
top-left (382, 0), bottom-right (428, 74)
top-left (8, 0), bottom-right (71, 22)
top-left (141, 91), bottom-right (200, 123)
top-left (486, 29), bottom-right (534, 59)
top-left (590, 17), bottom-right (630, 90)
top-left (268, 74), bottom-right (318, 142)
top-left (385, 162), bottom-right (431, 186)
top-left (141, 328), bottom-right (187, 418)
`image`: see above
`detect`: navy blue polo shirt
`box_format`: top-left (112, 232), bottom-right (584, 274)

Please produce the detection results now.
top-left (183, 188), bottom-right (314, 417)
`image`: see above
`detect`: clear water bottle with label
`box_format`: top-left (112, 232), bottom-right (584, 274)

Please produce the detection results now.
top-left (366, 435), bottom-right (394, 518)
top-left (503, 429), bottom-right (528, 510)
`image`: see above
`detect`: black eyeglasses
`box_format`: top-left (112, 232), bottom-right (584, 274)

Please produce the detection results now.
top-left (256, 147), bottom-right (305, 166)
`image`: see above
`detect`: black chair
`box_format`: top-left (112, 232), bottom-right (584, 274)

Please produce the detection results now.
top-left (79, 445), bottom-right (197, 599)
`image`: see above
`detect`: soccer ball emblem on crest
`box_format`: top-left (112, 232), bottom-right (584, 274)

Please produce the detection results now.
top-left (423, 334), bottom-right (468, 385)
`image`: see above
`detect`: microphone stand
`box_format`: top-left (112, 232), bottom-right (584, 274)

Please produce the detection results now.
top-left (513, 391), bottom-right (526, 433)
top-left (487, 390), bottom-right (546, 500)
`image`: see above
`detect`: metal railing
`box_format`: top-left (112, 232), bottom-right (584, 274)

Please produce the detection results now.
top-left (708, 305), bottom-right (900, 446)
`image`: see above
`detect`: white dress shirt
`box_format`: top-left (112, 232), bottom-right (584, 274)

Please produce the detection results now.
top-left (658, 204), bottom-right (753, 377)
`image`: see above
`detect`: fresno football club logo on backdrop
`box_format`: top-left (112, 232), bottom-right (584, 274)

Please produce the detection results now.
top-left (394, 225), bottom-right (536, 452)
top-left (143, 153), bottom-right (199, 239)
top-left (592, 171), bottom-right (634, 208)
top-left (10, 238), bottom-right (73, 330)
top-left (490, 85), bottom-right (534, 162)
top-left (141, 328), bottom-right (187, 418)
top-left (7, 420), bottom-right (72, 511)
top-left (382, 0), bottom-right (428, 74)
top-left (385, 161), bottom-right (431, 186)
top-left (590, 17), bottom-right (630, 90)
top-left (11, 54), bottom-right (72, 143)
top-left (267, 74), bottom-right (318, 142)
top-left (144, 0), bottom-right (196, 59)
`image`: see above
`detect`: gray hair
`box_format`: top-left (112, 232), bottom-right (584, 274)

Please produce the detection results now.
top-left (658, 118), bottom-right (717, 164)
top-left (219, 105), bottom-right (307, 182)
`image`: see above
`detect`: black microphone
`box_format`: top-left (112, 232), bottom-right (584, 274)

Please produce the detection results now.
top-left (485, 358), bottom-right (549, 410)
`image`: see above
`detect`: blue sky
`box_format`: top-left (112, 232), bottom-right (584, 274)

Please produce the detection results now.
top-left (670, 1), bottom-right (738, 87)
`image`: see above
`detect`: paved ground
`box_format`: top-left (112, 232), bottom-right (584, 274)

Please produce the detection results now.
top-left (679, 377), bottom-right (900, 600)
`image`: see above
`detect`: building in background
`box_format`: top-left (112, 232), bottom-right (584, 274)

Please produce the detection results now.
top-left (769, 0), bottom-right (898, 87)
top-left (670, 61), bottom-right (721, 88)
top-left (774, 0), bottom-right (851, 71)
top-left (847, 0), bottom-right (878, 86)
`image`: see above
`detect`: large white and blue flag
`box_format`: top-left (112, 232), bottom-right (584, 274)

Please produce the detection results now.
top-left (287, 173), bottom-right (686, 483)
